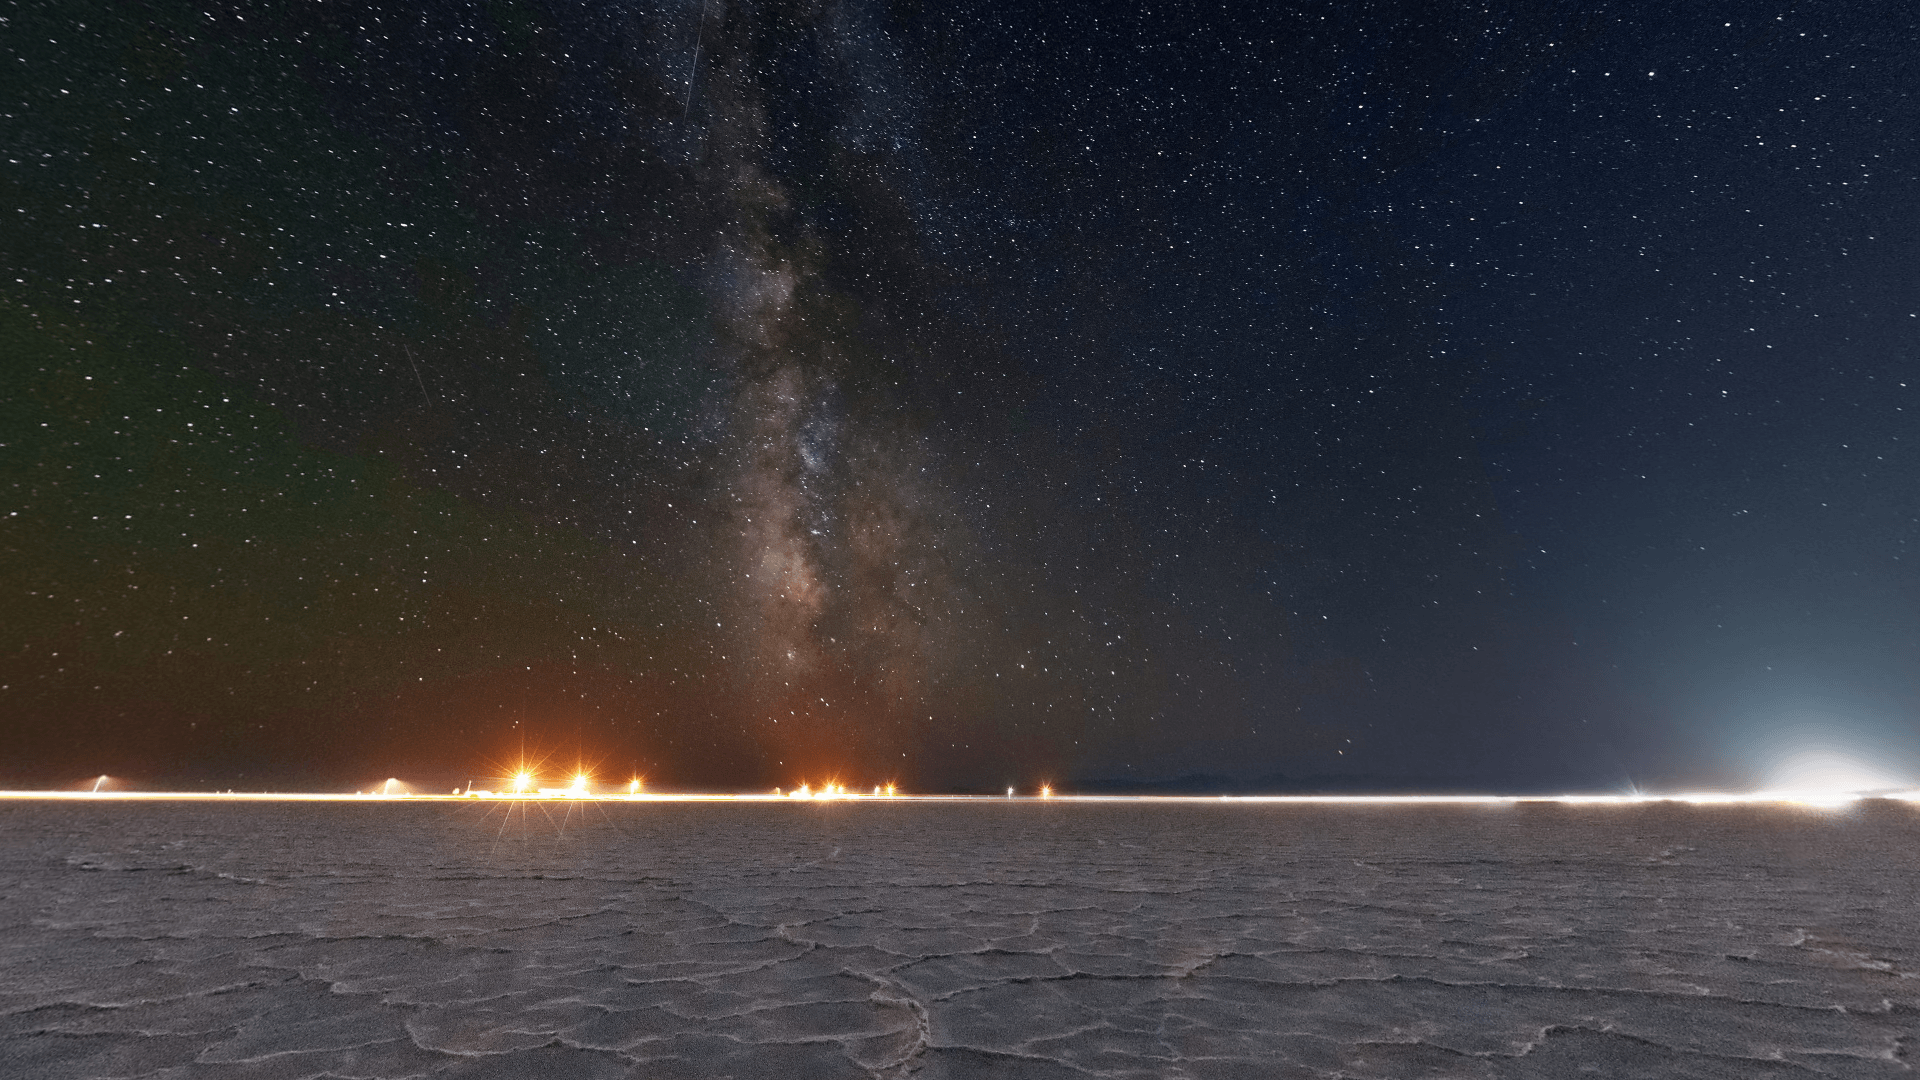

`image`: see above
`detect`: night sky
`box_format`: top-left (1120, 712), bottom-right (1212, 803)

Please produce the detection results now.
top-left (4, 0), bottom-right (1915, 793)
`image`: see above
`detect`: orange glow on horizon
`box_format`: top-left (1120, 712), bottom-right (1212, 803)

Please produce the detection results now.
top-left (778, 779), bottom-right (910, 800)
top-left (6, 785), bottom-right (1920, 807)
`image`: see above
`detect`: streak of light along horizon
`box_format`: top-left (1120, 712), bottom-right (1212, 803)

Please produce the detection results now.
top-left (4, 790), bottom-right (1918, 807)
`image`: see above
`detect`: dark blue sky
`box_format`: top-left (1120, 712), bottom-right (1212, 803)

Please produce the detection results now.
top-left (1422, 6), bottom-right (1918, 786)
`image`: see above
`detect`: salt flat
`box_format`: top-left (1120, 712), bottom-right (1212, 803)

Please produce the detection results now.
top-left (0, 799), bottom-right (1913, 1078)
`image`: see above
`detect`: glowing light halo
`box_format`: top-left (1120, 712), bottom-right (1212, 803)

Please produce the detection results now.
top-left (1728, 710), bottom-right (1919, 806)
top-left (1763, 748), bottom-right (1910, 797)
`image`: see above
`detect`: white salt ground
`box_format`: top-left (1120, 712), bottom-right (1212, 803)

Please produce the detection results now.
top-left (0, 800), bottom-right (1914, 1078)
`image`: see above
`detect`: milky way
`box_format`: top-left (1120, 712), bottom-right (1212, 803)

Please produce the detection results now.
top-left (687, 4), bottom-right (963, 778)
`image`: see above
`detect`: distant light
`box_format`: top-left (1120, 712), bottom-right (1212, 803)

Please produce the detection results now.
top-left (1765, 749), bottom-right (1906, 796)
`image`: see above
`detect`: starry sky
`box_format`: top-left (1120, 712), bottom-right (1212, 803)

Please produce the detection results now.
top-left (4, 0), bottom-right (1915, 793)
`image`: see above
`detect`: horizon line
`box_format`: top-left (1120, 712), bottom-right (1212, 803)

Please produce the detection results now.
top-left (5, 789), bottom-right (1919, 808)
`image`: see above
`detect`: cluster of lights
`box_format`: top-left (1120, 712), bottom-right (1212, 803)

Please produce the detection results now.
top-left (463, 769), bottom-right (643, 799)
top-left (464, 771), bottom-right (924, 800)
top-left (779, 782), bottom-right (902, 799)
top-left (451, 777), bottom-right (1057, 800)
